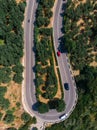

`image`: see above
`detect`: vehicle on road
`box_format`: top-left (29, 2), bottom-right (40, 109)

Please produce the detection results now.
top-left (64, 83), bottom-right (69, 90)
top-left (57, 51), bottom-right (61, 57)
top-left (28, 19), bottom-right (30, 22)
top-left (59, 113), bottom-right (68, 120)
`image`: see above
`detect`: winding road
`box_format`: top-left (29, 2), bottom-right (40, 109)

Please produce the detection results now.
top-left (23, 0), bottom-right (78, 123)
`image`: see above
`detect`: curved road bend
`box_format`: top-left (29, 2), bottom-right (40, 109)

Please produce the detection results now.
top-left (24, 0), bottom-right (77, 123)
top-left (24, 0), bottom-right (38, 116)
top-left (53, 0), bottom-right (77, 116)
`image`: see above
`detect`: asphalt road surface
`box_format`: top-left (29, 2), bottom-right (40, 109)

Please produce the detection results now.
top-left (24, 0), bottom-right (78, 123)
top-left (53, 0), bottom-right (77, 117)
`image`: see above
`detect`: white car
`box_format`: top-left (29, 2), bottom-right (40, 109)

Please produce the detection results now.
top-left (59, 113), bottom-right (68, 120)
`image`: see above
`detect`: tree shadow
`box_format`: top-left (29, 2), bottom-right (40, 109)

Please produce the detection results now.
top-left (32, 102), bottom-right (39, 111)
top-left (58, 36), bottom-right (67, 53)
top-left (57, 3), bottom-right (67, 54)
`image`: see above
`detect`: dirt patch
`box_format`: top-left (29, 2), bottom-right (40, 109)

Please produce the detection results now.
top-left (4, 81), bottom-right (21, 109)
top-left (16, 0), bottom-right (24, 4)
top-left (48, 0), bottom-right (57, 28)
top-left (39, 95), bottom-right (49, 104)
top-left (72, 70), bottom-right (80, 76)
top-left (90, 61), bottom-right (97, 67)
top-left (0, 81), bottom-right (25, 129)
top-left (73, 0), bottom-right (86, 8)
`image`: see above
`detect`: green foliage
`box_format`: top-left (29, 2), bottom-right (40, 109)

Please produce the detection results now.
top-left (46, 0), bottom-right (97, 129)
top-left (0, 86), bottom-right (10, 110)
top-left (0, 112), bottom-right (3, 120)
top-left (16, 102), bottom-right (21, 108)
top-left (3, 113), bottom-right (14, 123)
top-left (39, 28), bottom-right (52, 36)
top-left (64, 0), bottom-right (97, 70)
top-left (18, 124), bottom-right (29, 130)
top-left (13, 73), bottom-right (23, 84)
top-left (18, 1), bottom-right (26, 13)
top-left (0, 68), bottom-right (11, 83)
top-left (0, 39), bottom-right (4, 45)
top-left (0, 98), bottom-right (10, 109)
top-left (12, 63), bottom-right (23, 74)
top-left (6, 110), bottom-right (13, 115)
top-left (21, 112), bottom-right (31, 123)
top-left (35, 0), bottom-right (58, 108)
top-left (48, 99), bottom-right (65, 112)
top-left (0, 0), bottom-right (26, 84)
top-left (38, 102), bottom-right (49, 113)
top-left (32, 116), bottom-right (37, 124)
top-left (0, 86), bottom-right (7, 96)
top-left (56, 99), bottom-right (65, 112)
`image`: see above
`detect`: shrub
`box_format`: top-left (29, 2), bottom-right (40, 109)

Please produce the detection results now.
top-left (3, 113), bottom-right (14, 123)
top-left (21, 112), bottom-right (31, 122)
top-left (32, 116), bottom-right (37, 124)
top-left (38, 102), bottom-right (49, 113)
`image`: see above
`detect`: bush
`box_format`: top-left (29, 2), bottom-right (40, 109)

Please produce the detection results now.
top-left (56, 99), bottom-right (65, 112)
top-left (39, 28), bottom-right (52, 36)
top-left (12, 63), bottom-right (23, 73)
top-left (21, 112), bottom-right (31, 122)
top-left (13, 73), bottom-right (23, 84)
top-left (0, 112), bottom-right (3, 120)
top-left (0, 98), bottom-right (10, 109)
top-left (38, 102), bottom-right (49, 113)
top-left (32, 116), bottom-right (37, 124)
top-left (3, 113), bottom-right (14, 123)
top-left (0, 86), bottom-right (7, 96)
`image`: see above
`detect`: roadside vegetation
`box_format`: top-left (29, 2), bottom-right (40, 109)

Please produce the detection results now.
top-left (0, 0), bottom-right (36, 129)
top-left (46, 0), bottom-right (97, 129)
top-left (34, 0), bottom-right (65, 113)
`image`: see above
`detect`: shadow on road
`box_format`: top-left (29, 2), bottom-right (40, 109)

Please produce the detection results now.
top-left (32, 102), bottom-right (39, 111)
top-left (57, 3), bottom-right (67, 54)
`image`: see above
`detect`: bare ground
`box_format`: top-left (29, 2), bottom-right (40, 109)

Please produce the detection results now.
top-left (0, 81), bottom-right (24, 129)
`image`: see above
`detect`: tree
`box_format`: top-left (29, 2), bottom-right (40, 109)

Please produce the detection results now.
top-left (13, 73), bottom-right (23, 84)
top-left (36, 16), bottom-right (46, 27)
top-left (3, 113), bottom-right (14, 123)
top-left (21, 112), bottom-right (31, 122)
top-left (0, 112), bottom-right (3, 120)
top-left (12, 63), bottom-right (23, 74)
top-left (39, 28), bottom-right (52, 36)
top-left (0, 86), bottom-right (7, 96)
top-left (18, 1), bottom-right (26, 13)
top-left (18, 124), bottom-right (29, 130)
top-left (56, 99), bottom-right (65, 112)
top-left (32, 116), bottom-right (37, 124)
top-left (36, 76), bottom-right (44, 87)
top-left (38, 102), bottom-right (49, 113)
top-left (0, 98), bottom-right (10, 109)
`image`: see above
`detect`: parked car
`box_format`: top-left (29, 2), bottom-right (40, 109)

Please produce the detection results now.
top-left (64, 83), bottom-right (69, 90)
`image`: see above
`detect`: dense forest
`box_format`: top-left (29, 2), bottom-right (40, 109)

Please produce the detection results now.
top-left (0, 0), bottom-right (26, 84)
top-left (0, 0), bottom-right (26, 110)
top-left (46, 0), bottom-right (97, 130)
